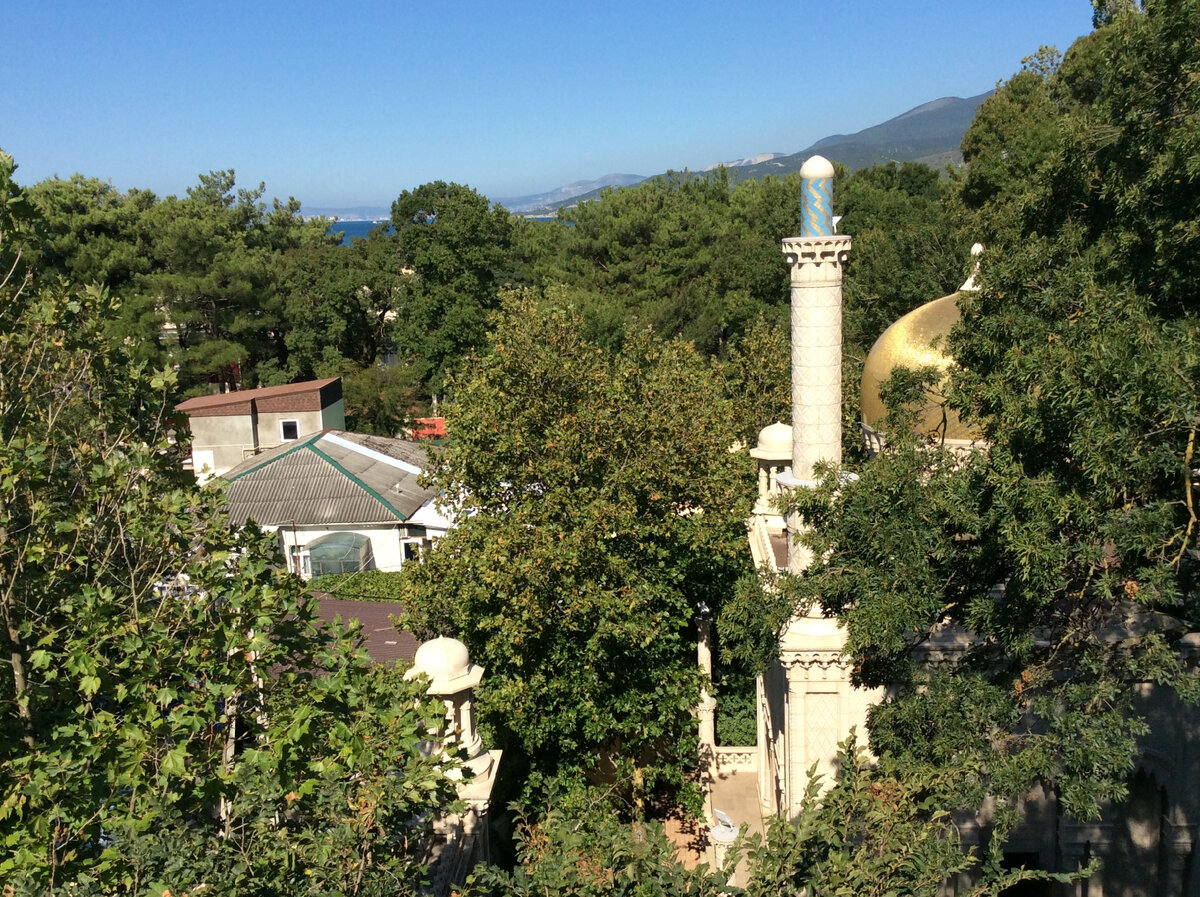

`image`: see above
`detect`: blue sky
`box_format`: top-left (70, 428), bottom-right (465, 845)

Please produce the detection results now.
top-left (3, 1), bottom-right (1093, 209)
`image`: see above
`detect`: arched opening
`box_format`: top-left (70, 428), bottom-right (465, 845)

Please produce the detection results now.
top-left (308, 532), bottom-right (374, 577)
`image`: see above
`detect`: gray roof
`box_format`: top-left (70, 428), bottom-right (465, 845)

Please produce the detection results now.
top-left (220, 430), bottom-right (436, 526)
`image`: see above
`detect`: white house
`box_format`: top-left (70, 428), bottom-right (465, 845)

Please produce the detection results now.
top-left (218, 429), bottom-right (451, 578)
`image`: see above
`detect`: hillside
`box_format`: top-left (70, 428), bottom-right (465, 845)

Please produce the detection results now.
top-left (734, 92), bottom-right (991, 180)
top-left (533, 92), bottom-right (991, 213)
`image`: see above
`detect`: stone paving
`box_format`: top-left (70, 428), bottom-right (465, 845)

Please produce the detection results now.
top-left (664, 765), bottom-right (766, 887)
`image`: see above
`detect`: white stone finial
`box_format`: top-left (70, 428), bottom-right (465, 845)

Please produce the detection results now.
top-left (799, 155), bottom-right (835, 179)
top-left (960, 242), bottom-right (985, 291)
top-left (408, 636), bottom-right (486, 762)
top-left (751, 421), bottom-right (793, 459)
top-left (410, 636), bottom-right (471, 683)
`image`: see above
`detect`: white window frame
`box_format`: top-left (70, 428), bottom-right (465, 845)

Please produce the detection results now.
top-left (280, 419), bottom-right (300, 442)
top-left (289, 544), bottom-right (311, 578)
top-left (401, 538), bottom-right (426, 565)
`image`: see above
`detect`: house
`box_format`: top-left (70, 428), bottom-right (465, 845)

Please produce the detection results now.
top-left (218, 429), bottom-right (452, 579)
top-left (176, 377), bottom-right (345, 483)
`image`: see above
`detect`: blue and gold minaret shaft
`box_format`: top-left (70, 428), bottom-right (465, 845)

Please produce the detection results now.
top-left (780, 155), bottom-right (851, 575)
top-left (800, 165), bottom-right (834, 236)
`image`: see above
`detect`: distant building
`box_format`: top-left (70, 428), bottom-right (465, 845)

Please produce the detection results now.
top-left (175, 377), bottom-right (345, 483)
top-left (218, 429), bottom-right (452, 579)
top-left (408, 416), bottom-right (448, 440)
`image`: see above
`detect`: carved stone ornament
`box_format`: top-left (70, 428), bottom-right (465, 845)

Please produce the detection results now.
top-left (780, 651), bottom-right (850, 678)
top-left (782, 235), bottom-right (852, 285)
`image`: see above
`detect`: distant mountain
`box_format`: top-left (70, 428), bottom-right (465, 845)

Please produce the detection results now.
top-left (532, 92), bottom-right (992, 213)
top-left (496, 174), bottom-right (647, 215)
top-left (731, 92), bottom-right (992, 181)
top-left (702, 151), bottom-right (787, 171)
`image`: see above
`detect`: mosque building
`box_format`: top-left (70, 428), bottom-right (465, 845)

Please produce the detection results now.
top-left (725, 156), bottom-right (1200, 896)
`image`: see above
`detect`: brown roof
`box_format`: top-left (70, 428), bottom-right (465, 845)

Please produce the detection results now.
top-left (176, 378), bottom-right (341, 416)
top-left (312, 596), bottom-right (420, 665)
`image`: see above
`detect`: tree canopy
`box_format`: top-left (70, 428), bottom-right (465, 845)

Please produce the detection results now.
top-left (389, 181), bottom-right (516, 398)
top-left (0, 153), bottom-right (457, 895)
top-left (399, 289), bottom-right (754, 801)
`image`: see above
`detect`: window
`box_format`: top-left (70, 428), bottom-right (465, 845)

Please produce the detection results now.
top-left (308, 533), bottom-right (373, 577)
top-left (280, 419), bottom-right (300, 441)
top-left (402, 539), bottom-right (426, 564)
top-left (289, 545), bottom-right (311, 578)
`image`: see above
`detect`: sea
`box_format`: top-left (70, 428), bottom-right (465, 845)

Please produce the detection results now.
top-left (327, 214), bottom-right (559, 245)
top-left (327, 219), bottom-right (390, 245)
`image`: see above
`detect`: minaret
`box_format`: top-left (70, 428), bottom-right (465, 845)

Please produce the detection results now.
top-left (765, 157), bottom-right (876, 818)
top-left (781, 155), bottom-right (851, 573)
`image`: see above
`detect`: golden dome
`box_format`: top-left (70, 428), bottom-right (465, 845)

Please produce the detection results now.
top-left (860, 292), bottom-right (979, 442)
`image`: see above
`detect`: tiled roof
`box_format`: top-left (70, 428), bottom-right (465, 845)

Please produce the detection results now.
top-left (220, 430), bottom-right (435, 526)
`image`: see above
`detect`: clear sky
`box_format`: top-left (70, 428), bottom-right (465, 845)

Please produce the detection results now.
top-left (2, 1), bottom-right (1093, 210)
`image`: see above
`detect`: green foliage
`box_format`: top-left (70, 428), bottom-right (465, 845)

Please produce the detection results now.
top-left (339, 361), bottom-right (425, 436)
top-left (715, 313), bottom-right (791, 448)
top-left (838, 162), bottom-right (968, 353)
top-left (272, 227), bottom-right (403, 377)
top-left (399, 289), bottom-right (754, 802)
top-left (956, 67), bottom-right (1064, 222)
top-left (713, 661), bottom-right (758, 747)
top-left (741, 736), bottom-right (1077, 897)
top-left (310, 569), bottom-right (407, 602)
top-left (775, 0), bottom-right (1200, 840)
top-left (515, 171), bottom-right (797, 353)
top-left (28, 168), bottom-right (335, 396)
top-left (27, 174), bottom-right (157, 291)
top-left (390, 181), bottom-right (516, 396)
top-left (0, 158), bottom-right (456, 894)
top-left (468, 789), bottom-right (731, 896)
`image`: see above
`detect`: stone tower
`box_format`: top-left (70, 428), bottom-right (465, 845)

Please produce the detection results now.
top-left (762, 156), bottom-right (879, 817)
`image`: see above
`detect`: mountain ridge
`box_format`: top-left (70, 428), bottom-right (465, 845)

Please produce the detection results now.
top-left (518, 91), bottom-right (991, 214)
top-left (308, 90), bottom-right (993, 219)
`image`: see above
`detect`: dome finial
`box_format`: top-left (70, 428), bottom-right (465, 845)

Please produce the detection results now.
top-left (959, 242), bottom-right (984, 291)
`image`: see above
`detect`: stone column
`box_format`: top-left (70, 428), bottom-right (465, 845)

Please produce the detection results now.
top-left (406, 637), bottom-right (502, 894)
top-left (780, 154), bottom-right (851, 575)
top-left (697, 607), bottom-right (717, 786)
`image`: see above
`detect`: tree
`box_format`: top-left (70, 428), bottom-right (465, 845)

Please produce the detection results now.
top-left (514, 170), bottom-right (796, 353)
top-left (467, 786), bottom-right (732, 896)
top-left (269, 223), bottom-right (410, 380)
top-left (837, 161), bottom-right (967, 354)
top-left (132, 171), bottom-right (336, 393)
top-left (390, 181), bottom-right (515, 397)
top-left (0, 153), bottom-right (456, 895)
top-left (769, 0), bottom-right (1200, 854)
top-left (28, 169), bottom-right (336, 395)
top-left (399, 289), bottom-right (754, 801)
top-left (955, 57), bottom-right (1065, 227)
top-left (740, 736), bottom-right (1074, 897)
top-left (27, 175), bottom-right (158, 292)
